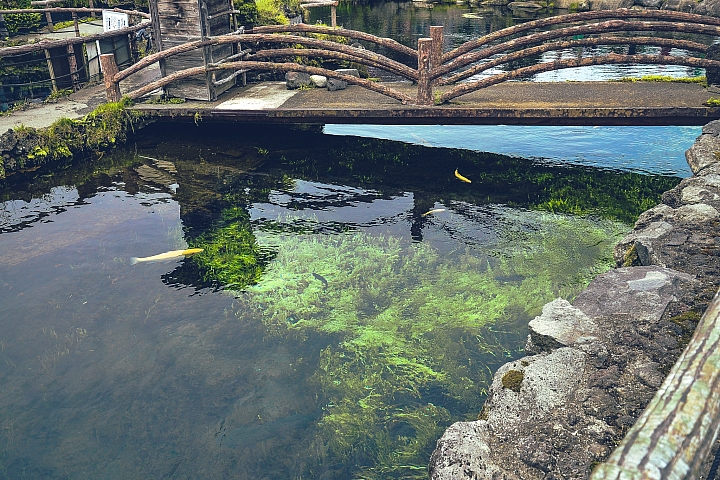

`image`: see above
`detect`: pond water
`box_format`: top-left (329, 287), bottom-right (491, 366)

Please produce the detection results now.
top-left (308, 0), bottom-right (710, 81)
top-left (0, 122), bottom-right (689, 478)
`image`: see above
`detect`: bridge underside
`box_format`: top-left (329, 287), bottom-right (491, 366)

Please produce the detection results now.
top-left (130, 80), bottom-right (720, 126)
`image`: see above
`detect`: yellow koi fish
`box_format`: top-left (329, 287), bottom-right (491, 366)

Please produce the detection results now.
top-left (422, 208), bottom-right (446, 216)
top-left (454, 169), bottom-right (471, 183)
top-left (131, 248), bottom-right (204, 265)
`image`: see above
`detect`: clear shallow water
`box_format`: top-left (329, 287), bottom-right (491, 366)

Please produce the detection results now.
top-left (324, 125), bottom-right (700, 177)
top-left (0, 123), bottom-right (686, 478)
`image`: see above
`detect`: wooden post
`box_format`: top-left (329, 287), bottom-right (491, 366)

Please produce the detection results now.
top-left (591, 287), bottom-right (720, 479)
top-left (0, 13), bottom-right (8, 39)
top-left (417, 37), bottom-right (433, 106)
top-left (331, 4), bottom-right (336, 28)
top-left (72, 12), bottom-right (80, 37)
top-left (100, 53), bottom-right (121, 102)
top-left (88, 0), bottom-right (94, 8)
top-left (45, 11), bottom-right (53, 30)
top-left (44, 48), bottom-right (58, 92)
top-left (66, 43), bottom-right (80, 89)
top-left (430, 25), bottom-right (443, 74)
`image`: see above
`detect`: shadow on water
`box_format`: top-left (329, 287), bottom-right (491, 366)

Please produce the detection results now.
top-left (0, 122), bottom-right (684, 479)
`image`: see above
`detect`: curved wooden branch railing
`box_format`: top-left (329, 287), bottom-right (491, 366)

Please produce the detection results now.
top-left (113, 33), bottom-right (416, 84)
top-left (123, 61), bottom-right (414, 104)
top-left (438, 54), bottom-right (720, 104)
top-left (591, 287), bottom-right (720, 479)
top-left (437, 36), bottom-right (709, 86)
top-left (249, 48), bottom-right (417, 80)
top-left (250, 24), bottom-right (417, 59)
top-left (95, 9), bottom-right (720, 107)
top-left (435, 20), bottom-right (720, 83)
top-left (443, 9), bottom-right (720, 63)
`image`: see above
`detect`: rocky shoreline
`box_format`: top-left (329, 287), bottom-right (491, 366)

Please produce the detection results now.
top-left (429, 121), bottom-right (720, 479)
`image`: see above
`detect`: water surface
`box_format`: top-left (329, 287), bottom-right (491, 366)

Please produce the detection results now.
top-left (0, 123), bottom-right (686, 478)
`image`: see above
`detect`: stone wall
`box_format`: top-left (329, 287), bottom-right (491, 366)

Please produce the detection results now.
top-left (428, 121), bottom-right (720, 479)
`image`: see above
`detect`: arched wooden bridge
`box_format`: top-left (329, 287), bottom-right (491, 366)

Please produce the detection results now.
top-left (99, 9), bottom-right (720, 104)
top-left (2, 8), bottom-right (720, 123)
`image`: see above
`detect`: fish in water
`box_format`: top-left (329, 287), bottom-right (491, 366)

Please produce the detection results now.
top-left (312, 272), bottom-right (328, 288)
top-left (454, 168), bottom-right (472, 183)
top-left (422, 208), bottom-right (446, 216)
top-left (130, 248), bottom-right (203, 265)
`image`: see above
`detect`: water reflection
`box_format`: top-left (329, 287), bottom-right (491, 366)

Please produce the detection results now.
top-left (0, 123), bottom-right (685, 478)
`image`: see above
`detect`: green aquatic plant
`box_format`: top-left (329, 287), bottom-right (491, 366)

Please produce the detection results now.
top-left (231, 209), bottom-right (627, 477)
top-left (190, 206), bottom-right (270, 288)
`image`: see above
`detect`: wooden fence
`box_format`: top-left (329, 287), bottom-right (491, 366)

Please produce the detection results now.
top-left (94, 9), bottom-right (720, 106)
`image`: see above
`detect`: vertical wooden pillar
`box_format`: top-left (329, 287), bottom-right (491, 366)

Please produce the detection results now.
top-left (72, 12), bottom-right (80, 37)
top-left (88, 0), bottom-right (94, 8)
top-left (45, 11), bottom-right (54, 30)
top-left (430, 25), bottom-right (443, 75)
top-left (100, 53), bottom-right (121, 102)
top-left (331, 5), bottom-right (336, 27)
top-left (44, 49), bottom-right (58, 92)
top-left (0, 13), bottom-right (9, 39)
top-left (66, 44), bottom-right (80, 89)
top-left (417, 37), bottom-right (433, 106)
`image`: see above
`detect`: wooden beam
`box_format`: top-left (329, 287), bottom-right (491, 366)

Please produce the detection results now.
top-left (592, 288), bottom-right (720, 479)
top-left (44, 48), bottom-right (57, 92)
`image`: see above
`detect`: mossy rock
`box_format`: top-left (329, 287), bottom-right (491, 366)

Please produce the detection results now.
top-left (502, 369), bottom-right (524, 392)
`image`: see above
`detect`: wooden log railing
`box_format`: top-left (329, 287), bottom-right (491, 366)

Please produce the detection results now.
top-left (12, 8), bottom-right (719, 106)
top-left (591, 287), bottom-right (720, 479)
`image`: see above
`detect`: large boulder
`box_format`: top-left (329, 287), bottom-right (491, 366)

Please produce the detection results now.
top-left (430, 266), bottom-right (699, 479)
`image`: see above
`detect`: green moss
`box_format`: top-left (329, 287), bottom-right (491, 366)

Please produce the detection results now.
top-left (706, 97), bottom-right (720, 107)
top-left (612, 75), bottom-right (707, 86)
top-left (622, 243), bottom-right (640, 267)
top-left (501, 370), bottom-right (524, 392)
top-left (6, 98), bottom-right (141, 172)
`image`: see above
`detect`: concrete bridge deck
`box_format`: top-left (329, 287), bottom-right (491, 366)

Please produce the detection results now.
top-left (130, 80), bottom-right (720, 126)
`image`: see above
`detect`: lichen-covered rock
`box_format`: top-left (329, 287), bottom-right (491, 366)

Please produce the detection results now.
top-left (309, 75), bottom-right (327, 88)
top-left (685, 127), bottom-right (720, 174)
top-left (429, 267), bottom-right (699, 480)
top-left (327, 78), bottom-right (348, 92)
top-left (285, 71), bottom-right (312, 90)
top-left (694, 0), bottom-right (720, 16)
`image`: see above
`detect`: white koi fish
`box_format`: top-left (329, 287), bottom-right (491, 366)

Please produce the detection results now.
top-left (130, 248), bottom-right (203, 265)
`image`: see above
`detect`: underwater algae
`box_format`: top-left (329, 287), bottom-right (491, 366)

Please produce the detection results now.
top-left (189, 206), bottom-right (629, 478)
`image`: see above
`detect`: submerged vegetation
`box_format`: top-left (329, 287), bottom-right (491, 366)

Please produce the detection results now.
top-left (205, 208), bottom-right (628, 477)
